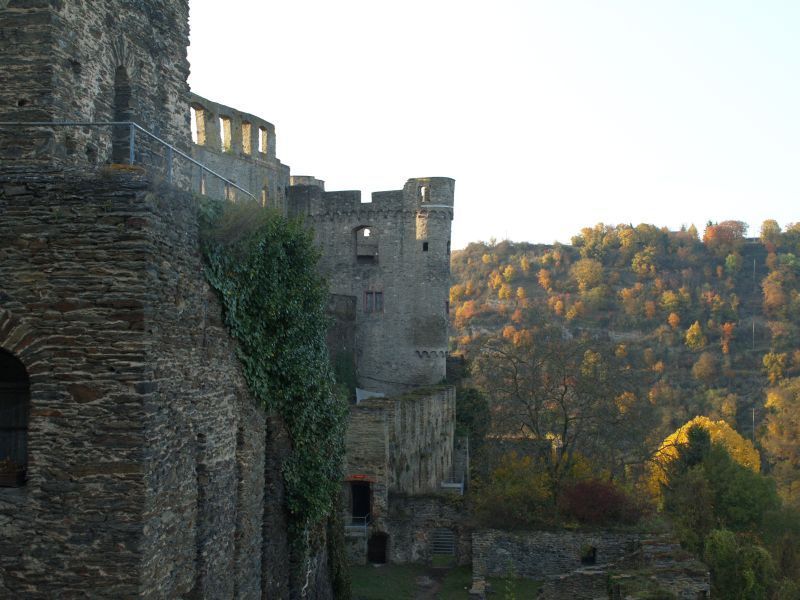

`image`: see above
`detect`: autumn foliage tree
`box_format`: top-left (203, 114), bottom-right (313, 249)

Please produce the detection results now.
top-left (472, 327), bottom-right (650, 500)
top-left (703, 220), bottom-right (748, 258)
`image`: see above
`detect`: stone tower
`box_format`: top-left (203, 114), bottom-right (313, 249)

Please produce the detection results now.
top-left (288, 176), bottom-right (455, 395)
top-left (0, 0), bottom-right (190, 167)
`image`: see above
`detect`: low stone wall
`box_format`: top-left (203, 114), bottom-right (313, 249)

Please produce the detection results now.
top-left (471, 530), bottom-right (710, 600)
top-left (472, 529), bottom-right (640, 580)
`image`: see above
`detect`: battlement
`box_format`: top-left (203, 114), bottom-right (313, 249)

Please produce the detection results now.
top-left (287, 177), bottom-right (455, 220)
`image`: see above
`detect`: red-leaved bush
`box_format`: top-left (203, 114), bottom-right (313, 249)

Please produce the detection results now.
top-left (559, 479), bottom-right (643, 525)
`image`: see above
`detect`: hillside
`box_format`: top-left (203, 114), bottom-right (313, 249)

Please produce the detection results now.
top-left (449, 220), bottom-right (800, 442)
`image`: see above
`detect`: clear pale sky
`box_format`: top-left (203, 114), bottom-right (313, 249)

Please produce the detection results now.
top-left (188, 1), bottom-right (800, 249)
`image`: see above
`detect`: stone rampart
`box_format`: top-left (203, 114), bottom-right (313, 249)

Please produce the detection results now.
top-left (342, 386), bottom-right (455, 560)
top-left (0, 1), bottom-right (190, 169)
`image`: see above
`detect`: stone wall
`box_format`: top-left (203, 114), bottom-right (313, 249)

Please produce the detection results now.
top-left (0, 1), bottom-right (190, 170)
top-left (386, 493), bottom-right (470, 565)
top-left (289, 178), bottom-right (454, 396)
top-left (188, 92), bottom-right (290, 210)
top-left (343, 387), bottom-right (455, 519)
top-left (342, 387), bottom-right (456, 564)
top-left (471, 529), bottom-right (710, 600)
top-left (0, 169), bottom-right (331, 598)
top-left (472, 529), bottom-right (640, 580)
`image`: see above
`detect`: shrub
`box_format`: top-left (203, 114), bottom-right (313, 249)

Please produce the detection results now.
top-left (559, 479), bottom-right (642, 526)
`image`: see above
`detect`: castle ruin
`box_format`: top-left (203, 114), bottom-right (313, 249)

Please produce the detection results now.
top-left (0, 0), bottom-right (460, 596)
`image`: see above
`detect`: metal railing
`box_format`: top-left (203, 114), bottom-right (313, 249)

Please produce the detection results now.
top-left (0, 121), bottom-right (256, 201)
top-left (344, 514), bottom-right (370, 536)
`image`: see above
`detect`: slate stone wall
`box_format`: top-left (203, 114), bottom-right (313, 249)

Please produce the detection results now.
top-left (0, 1), bottom-right (190, 170)
top-left (472, 529), bottom-right (640, 580)
top-left (342, 387), bottom-right (456, 563)
top-left (386, 492), bottom-right (470, 565)
top-left (0, 169), bottom-right (331, 598)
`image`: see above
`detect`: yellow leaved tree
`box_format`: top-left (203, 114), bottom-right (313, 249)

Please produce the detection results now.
top-left (648, 415), bottom-right (760, 501)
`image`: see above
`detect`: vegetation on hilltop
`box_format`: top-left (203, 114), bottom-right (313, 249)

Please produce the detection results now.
top-left (451, 220), bottom-right (800, 595)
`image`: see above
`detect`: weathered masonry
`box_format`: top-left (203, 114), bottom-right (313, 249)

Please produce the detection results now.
top-left (0, 0), bottom-right (459, 594)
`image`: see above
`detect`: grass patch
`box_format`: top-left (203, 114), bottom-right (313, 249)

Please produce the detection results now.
top-left (352, 563), bottom-right (542, 599)
top-left (485, 576), bottom-right (542, 599)
top-left (437, 566), bottom-right (472, 598)
top-left (351, 564), bottom-right (426, 600)
top-left (431, 554), bottom-right (457, 568)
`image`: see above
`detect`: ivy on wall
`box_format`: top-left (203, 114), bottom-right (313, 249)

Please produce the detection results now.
top-left (198, 198), bottom-right (347, 538)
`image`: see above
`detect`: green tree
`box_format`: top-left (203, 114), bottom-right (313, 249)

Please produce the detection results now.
top-left (472, 327), bottom-right (650, 500)
top-left (456, 387), bottom-right (491, 452)
top-left (703, 529), bottom-right (776, 600)
top-left (760, 219), bottom-right (782, 251)
top-left (570, 257), bottom-right (604, 292)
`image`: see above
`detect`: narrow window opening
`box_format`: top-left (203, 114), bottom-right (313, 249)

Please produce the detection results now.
top-left (422, 241), bottom-right (429, 252)
top-left (241, 122), bottom-right (252, 155)
top-left (258, 127), bottom-right (268, 154)
top-left (364, 291), bottom-right (383, 313)
top-left (445, 301), bottom-right (450, 315)
top-left (112, 66), bottom-right (134, 163)
top-left (0, 350), bottom-right (29, 488)
top-left (200, 172), bottom-right (207, 196)
top-left (420, 185), bottom-right (428, 202)
top-left (355, 226), bottom-right (378, 265)
top-left (447, 240), bottom-right (451, 255)
top-left (191, 105), bottom-right (207, 145)
top-left (261, 187), bottom-right (268, 207)
top-left (219, 116), bottom-right (232, 152)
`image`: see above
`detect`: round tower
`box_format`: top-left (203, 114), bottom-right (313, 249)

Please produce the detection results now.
top-left (404, 177), bottom-right (455, 387)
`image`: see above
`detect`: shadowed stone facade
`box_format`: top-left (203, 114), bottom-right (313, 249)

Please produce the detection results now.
top-left (0, 170), bottom-right (316, 597)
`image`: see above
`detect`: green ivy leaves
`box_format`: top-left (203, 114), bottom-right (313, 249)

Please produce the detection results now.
top-left (199, 198), bottom-right (347, 534)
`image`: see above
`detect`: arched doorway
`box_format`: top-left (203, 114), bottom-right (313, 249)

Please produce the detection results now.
top-left (0, 349), bottom-right (29, 487)
top-left (367, 532), bottom-right (388, 564)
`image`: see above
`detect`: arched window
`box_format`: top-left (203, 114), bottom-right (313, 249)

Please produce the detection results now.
top-left (112, 66), bottom-right (134, 164)
top-left (355, 226), bottom-right (378, 265)
top-left (0, 350), bottom-right (29, 487)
